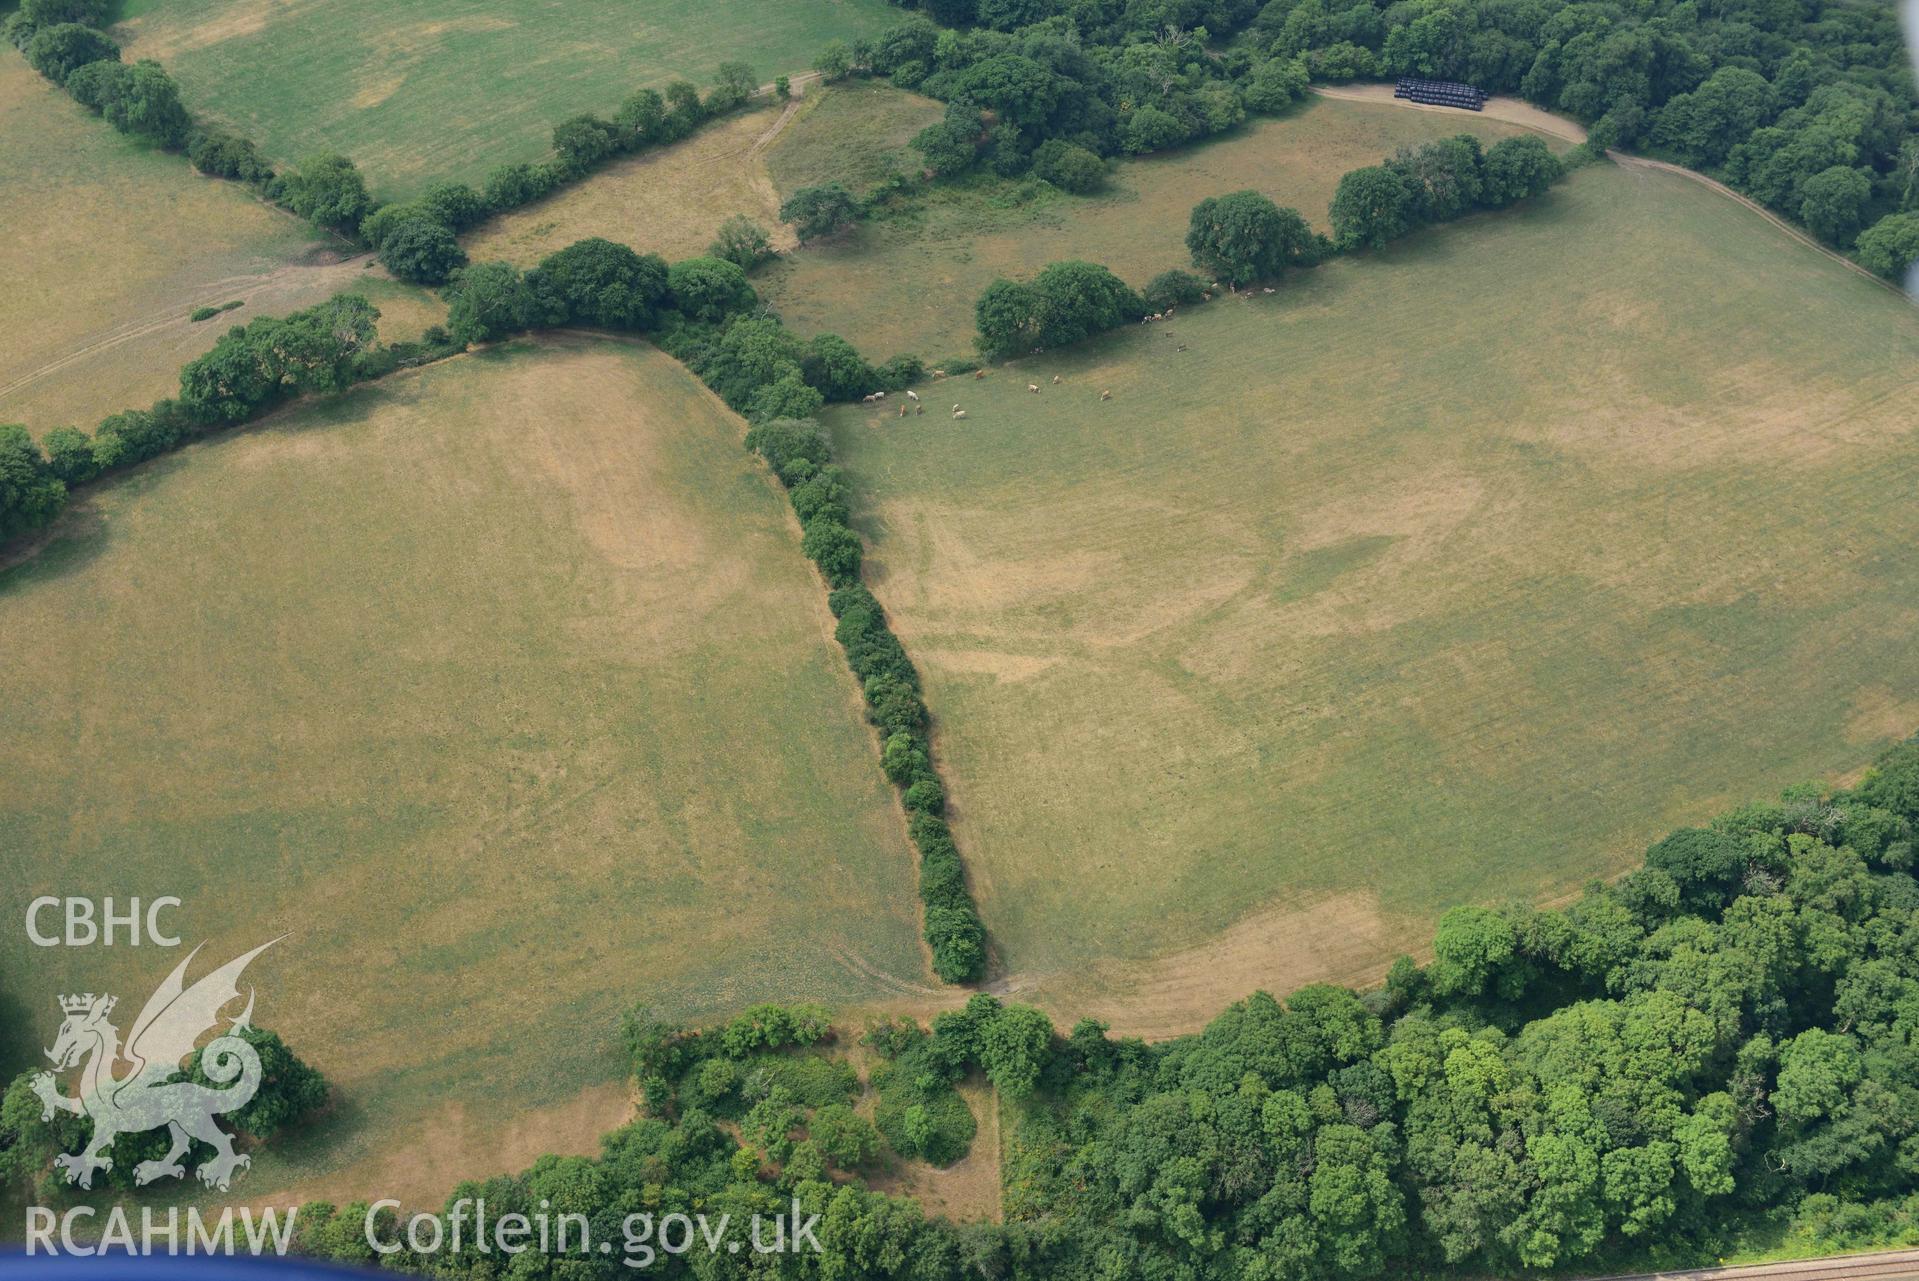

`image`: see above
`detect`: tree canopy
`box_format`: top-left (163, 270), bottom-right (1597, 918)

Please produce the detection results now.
top-left (1186, 190), bottom-right (1321, 284)
top-left (779, 183), bottom-right (861, 244)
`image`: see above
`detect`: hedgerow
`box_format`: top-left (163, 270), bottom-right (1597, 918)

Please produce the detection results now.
top-left (0, 293), bottom-right (464, 541)
top-left (971, 134), bottom-right (1575, 356)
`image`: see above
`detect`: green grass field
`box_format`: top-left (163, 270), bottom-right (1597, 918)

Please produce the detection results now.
top-left (0, 56), bottom-right (405, 431)
top-left (824, 160), bottom-right (1919, 1015)
top-left (115, 0), bottom-right (908, 200)
top-left (760, 94), bottom-right (1559, 360)
top-left (0, 338), bottom-right (927, 1200)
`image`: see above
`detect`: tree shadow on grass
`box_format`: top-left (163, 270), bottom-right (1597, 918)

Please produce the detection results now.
top-left (0, 495), bottom-right (116, 598)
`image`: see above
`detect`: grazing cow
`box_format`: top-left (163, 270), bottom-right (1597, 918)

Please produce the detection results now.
top-left (953, 409), bottom-right (967, 419)
top-left (974, 369), bottom-right (987, 380)
top-left (1052, 375), bottom-right (1061, 384)
top-left (931, 369), bottom-right (946, 379)
top-left (906, 390), bottom-right (919, 401)
top-left (1201, 292), bottom-right (1211, 301)
top-left (1262, 287), bottom-right (1275, 294)
top-left (916, 403), bottom-right (923, 415)
top-left (1175, 343), bottom-right (1187, 352)
top-left (1028, 383), bottom-right (1040, 393)
top-left (899, 403), bottom-right (907, 417)
top-left (1100, 389), bottom-right (1111, 401)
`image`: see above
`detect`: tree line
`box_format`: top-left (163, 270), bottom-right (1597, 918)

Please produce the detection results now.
top-left (975, 132), bottom-right (1568, 357)
top-left (0, 292), bottom-right (469, 543)
top-left (352, 61), bottom-right (781, 285)
top-left (6, 733), bottom-right (1917, 1273)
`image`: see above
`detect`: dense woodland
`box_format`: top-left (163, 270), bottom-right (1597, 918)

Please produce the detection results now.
top-left (995, 738), bottom-right (1919, 1277)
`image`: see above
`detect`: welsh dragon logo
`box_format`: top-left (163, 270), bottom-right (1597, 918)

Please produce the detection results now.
top-left (32, 939), bottom-right (279, 1192)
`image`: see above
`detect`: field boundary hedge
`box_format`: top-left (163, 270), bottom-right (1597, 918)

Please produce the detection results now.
top-left (972, 132), bottom-right (1586, 358)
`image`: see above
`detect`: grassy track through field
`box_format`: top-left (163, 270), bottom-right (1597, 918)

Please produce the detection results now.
top-left (0, 338), bottom-right (927, 1202)
top-left (825, 161), bottom-right (1919, 1020)
top-left (115, 0), bottom-right (907, 200)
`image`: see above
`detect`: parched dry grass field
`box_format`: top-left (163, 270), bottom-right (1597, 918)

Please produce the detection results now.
top-left (114, 0), bottom-right (908, 200)
top-left (0, 57), bottom-right (440, 431)
top-left (825, 161), bottom-right (1919, 1017)
top-left (0, 338), bottom-right (928, 1202)
top-left (759, 93), bottom-right (1564, 360)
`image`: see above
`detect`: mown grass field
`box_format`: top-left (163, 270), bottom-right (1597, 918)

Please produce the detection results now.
top-left (761, 94), bottom-right (1559, 360)
top-left (115, 0), bottom-right (908, 200)
top-left (824, 161), bottom-right (1919, 1022)
top-left (0, 338), bottom-right (927, 1201)
top-left (0, 56), bottom-right (419, 431)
